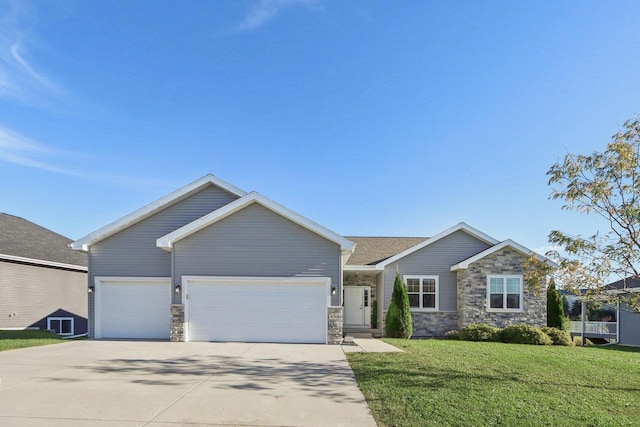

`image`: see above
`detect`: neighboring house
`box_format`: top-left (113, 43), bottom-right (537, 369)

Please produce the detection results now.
top-left (72, 174), bottom-right (549, 344)
top-left (0, 213), bottom-right (88, 335)
top-left (606, 278), bottom-right (640, 346)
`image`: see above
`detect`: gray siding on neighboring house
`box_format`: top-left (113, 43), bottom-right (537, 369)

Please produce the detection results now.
top-left (619, 305), bottom-right (640, 346)
top-left (173, 203), bottom-right (342, 306)
top-left (0, 260), bottom-right (87, 333)
top-left (88, 184), bottom-right (239, 337)
top-left (383, 230), bottom-right (491, 311)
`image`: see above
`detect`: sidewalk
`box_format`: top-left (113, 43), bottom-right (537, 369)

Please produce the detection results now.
top-left (342, 338), bottom-right (403, 353)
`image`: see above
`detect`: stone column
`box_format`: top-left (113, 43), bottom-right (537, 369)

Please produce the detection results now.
top-left (170, 304), bottom-right (185, 342)
top-left (327, 306), bottom-right (343, 344)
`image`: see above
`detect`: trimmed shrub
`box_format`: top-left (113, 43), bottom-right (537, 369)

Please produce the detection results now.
top-left (499, 324), bottom-right (553, 345)
top-left (547, 279), bottom-right (568, 330)
top-left (573, 336), bottom-right (595, 346)
top-left (459, 324), bottom-right (499, 342)
top-left (385, 273), bottom-right (413, 338)
top-left (444, 330), bottom-right (460, 340)
top-left (541, 327), bottom-right (573, 346)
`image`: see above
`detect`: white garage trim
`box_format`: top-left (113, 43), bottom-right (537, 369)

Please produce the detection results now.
top-left (182, 276), bottom-right (331, 343)
top-left (94, 276), bottom-right (171, 339)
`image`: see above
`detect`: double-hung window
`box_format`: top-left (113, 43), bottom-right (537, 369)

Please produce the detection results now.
top-left (404, 275), bottom-right (438, 311)
top-left (487, 275), bottom-right (523, 311)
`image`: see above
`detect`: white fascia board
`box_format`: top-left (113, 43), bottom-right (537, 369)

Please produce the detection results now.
top-left (0, 253), bottom-right (88, 272)
top-left (376, 222), bottom-right (500, 269)
top-left (157, 192), bottom-right (356, 252)
top-left (182, 275), bottom-right (331, 286)
top-left (343, 265), bottom-right (383, 272)
top-left (606, 288), bottom-right (640, 295)
top-left (71, 174), bottom-right (247, 251)
top-left (450, 239), bottom-right (557, 271)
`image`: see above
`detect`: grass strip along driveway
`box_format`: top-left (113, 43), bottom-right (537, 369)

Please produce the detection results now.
top-left (347, 339), bottom-right (640, 426)
top-left (0, 330), bottom-right (66, 351)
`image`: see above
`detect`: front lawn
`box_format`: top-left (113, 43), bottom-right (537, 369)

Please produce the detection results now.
top-left (347, 339), bottom-right (640, 426)
top-left (0, 330), bottom-right (65, 351)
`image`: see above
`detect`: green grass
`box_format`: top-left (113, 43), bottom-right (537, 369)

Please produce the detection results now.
top-left (347, 339), bottom-right (640, 427)
top-left (0, 329), bottom-right (66, 351)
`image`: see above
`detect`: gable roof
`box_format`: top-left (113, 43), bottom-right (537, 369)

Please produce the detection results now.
top-left (450, 239), bottom-right (556, 271)
top-left (0, 213), bottom-right (87, 270)
top-left (345, 236), bottom-right (428, 266)
top-left (374, 222), bottom-right (500, 268)
top-left (71, 174), bottom-right (247, 251)
top-left (156, 192), bottom-right (356, 256)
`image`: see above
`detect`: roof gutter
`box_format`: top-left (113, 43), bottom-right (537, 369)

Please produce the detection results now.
top-left (0, 253), bottom-right (87, 272)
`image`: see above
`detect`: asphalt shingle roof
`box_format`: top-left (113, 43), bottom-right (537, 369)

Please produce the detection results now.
top-left (345, 236), bottom-right (429, 265)
top-left (0, 213), bottom-right (87, 267)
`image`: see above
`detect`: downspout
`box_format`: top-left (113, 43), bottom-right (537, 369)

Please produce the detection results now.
top-left (581, 300), bottom-right (586, 346)
top-left (616, 299), bottom-right (620, 344)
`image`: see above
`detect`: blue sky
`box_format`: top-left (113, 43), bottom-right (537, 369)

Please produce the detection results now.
top-left (1, 1), bottom-right (639, 253)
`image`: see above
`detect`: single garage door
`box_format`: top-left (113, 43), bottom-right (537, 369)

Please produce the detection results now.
top-left (184, 277), bottom-right (328, 343)
top-left (96, 278), bottom-right (171, 339)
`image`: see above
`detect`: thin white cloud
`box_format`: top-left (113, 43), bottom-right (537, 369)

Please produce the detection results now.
top-left (237, 0), bottom-right (319, 31)
top-left (9, 43), bottom-right (63, 96)
top-left (0, 125), bottom-right (172, 187)
top-left (0, 2), bottom-right (64, 105)
top-left (0, 125), bottom-right (82, 176)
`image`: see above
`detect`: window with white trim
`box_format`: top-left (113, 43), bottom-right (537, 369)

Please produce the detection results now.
top-left (487, 275), bottom-right (523, 311)
top-left (47, 317), bottom-right (74, 335)
top-left (404, 275), bottom-right (438, 310)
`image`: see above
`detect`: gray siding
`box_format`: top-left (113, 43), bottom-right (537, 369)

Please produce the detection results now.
top-left (89, 185), bottom-right (238, 281)
top-left (619, 305), bottom-right (640, 346)
top-left (0, 260), bottom-right (87, 333)
top-left (383, 230), bottom-right (491, 311)
top-left (88, 184), bottom-right (239, 337)
top-left (173, 203), bottom-right (342, 306)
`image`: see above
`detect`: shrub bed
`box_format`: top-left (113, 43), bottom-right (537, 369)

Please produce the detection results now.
top-left (499, 324), bottom-right (553, 345)
top-left (541, 326), bottom-right (574, 346)
top-left (459, 324), bottom-right (499, 342)
top-left (453, 323), bottom-right (573, 346)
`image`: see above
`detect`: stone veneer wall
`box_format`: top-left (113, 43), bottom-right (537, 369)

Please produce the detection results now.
top-left (327, 306), bottom-right (343, 344)
top-left (457, 249), bottom-right (546, 329)
top-left (412, 312), bottom-right (459, 337)
top-left (170, 304), bottom-right (185, 342)
top-left (380, 311), bottom-right (458, 337)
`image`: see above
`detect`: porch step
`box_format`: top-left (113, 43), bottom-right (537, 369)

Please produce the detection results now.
top-left (346, 332), bottom-right (373, 339)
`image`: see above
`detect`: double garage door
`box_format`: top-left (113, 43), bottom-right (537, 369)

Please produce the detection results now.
top-left (95, 277), bottom-right (328, 343)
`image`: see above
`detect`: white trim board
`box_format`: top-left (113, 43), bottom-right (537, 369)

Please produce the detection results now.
top-left (343, 265), bottom-right (383, 273)
top-left (72, 174), bottom-right (247, 251)
top-left (0, 253), bottom-right (87, 271)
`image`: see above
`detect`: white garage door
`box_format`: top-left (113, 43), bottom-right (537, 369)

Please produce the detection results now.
top-left (184, 277), bottom-right (328, 343)
top-left (96, 278), bottom-right (171, 339)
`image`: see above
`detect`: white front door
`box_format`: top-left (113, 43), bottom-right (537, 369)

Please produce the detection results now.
top-left (344, 286), bottom-right (371, 327)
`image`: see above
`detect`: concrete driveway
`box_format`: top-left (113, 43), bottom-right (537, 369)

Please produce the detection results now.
top-left (0, 341), bottom-right (376, 426)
